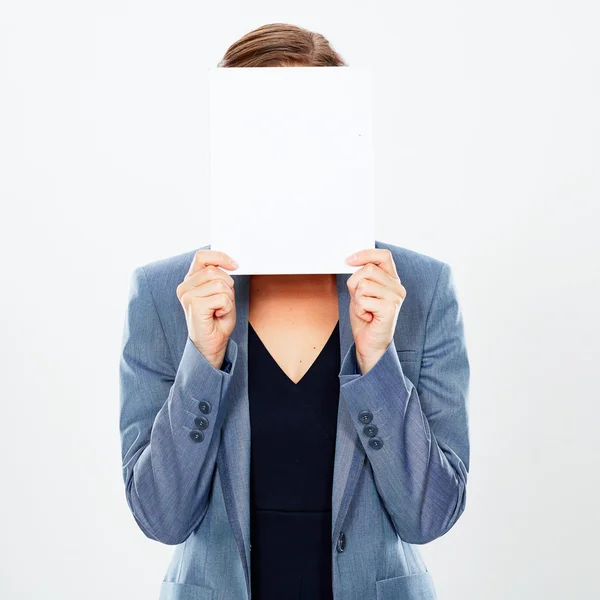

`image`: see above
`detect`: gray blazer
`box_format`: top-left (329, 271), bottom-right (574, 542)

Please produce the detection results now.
top-left (119, 239), bottom-right (470, 600)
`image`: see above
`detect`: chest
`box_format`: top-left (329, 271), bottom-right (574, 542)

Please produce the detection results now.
top-left (248, 287), bottom-right (340, 385)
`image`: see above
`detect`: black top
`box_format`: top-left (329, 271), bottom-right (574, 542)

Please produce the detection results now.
top-left (248, 320), bottom-right (340, 600)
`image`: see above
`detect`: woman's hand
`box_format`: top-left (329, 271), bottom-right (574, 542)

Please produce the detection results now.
top-left (345, 249), bottom-right (407, 375)
top-left (176, 250), bottom-right (239, 369)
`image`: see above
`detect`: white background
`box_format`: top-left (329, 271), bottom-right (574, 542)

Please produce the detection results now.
top-left (1, 2), bottom-right (598, 599)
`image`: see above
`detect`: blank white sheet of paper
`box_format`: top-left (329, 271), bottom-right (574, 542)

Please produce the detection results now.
top-left (208, 66), bottom-right (375, 275)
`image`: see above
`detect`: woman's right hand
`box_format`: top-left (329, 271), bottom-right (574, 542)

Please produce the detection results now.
top-left (176, 250), bottom-right (239, 369)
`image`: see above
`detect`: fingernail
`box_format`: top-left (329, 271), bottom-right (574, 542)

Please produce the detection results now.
top-left (230, 259), bottom-right (239, 268)
top-left (346, 254), bottom-right (357, 263)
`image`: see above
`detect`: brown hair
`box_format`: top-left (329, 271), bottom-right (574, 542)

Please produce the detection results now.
top-left (217, 23), bottom-right (347, 68)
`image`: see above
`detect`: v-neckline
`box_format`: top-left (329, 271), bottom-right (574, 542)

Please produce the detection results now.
top-left (248, 320), bottom-right (340, 388)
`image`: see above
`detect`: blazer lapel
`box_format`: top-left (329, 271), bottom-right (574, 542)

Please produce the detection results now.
top-left (215, 252), bottom-right (372, 597)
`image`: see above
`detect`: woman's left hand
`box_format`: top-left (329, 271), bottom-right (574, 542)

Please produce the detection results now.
top-left (345, 249), bottom-right (407, 375)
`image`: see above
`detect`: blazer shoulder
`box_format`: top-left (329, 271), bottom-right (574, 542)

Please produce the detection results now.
top-left (136, 244), bottom-right (210, 290)
top-left (375, 239), bottom-right (447, 282)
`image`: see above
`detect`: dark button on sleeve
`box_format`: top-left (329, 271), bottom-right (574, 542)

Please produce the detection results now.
top-left (189, 429), bottom-right (204, 443)
top-left (198, 400), bottom-right (212, 414)
top-left (336, 531), bottom-right (346, 552)
top-left (194, 416), bottom-right (209, 430)
top-left (363, 424), bottom-right (378, 437)
top-left (358, 410), bottom-right (373, 424)
top-left (368, 437), bottom-right (383, 450)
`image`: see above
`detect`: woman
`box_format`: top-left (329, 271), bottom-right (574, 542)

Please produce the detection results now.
top-left (119, 23), bottom-right (470, 600)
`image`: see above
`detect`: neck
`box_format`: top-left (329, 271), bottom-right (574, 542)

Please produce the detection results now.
top-left (249, 273), bottom-right (337, 297)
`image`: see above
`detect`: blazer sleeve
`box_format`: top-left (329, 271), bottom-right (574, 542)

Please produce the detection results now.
top-left (119, 266), bottom-right (238, 545)
top-left (338, 261), bottom-right (470, 544)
